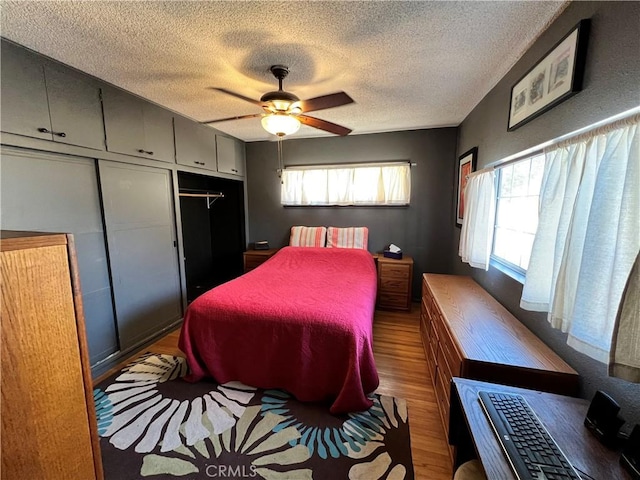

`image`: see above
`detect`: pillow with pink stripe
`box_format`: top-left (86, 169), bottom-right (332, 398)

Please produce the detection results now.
top-left (326, 227), bottom-right (369, 249)
top-left (289, 226), bottom-right (327, 247)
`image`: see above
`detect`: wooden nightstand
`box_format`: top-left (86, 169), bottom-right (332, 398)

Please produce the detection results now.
top-left (243, 248), bottom-right (278, 273)
top-left (376, 255), bottom-right (413, 311)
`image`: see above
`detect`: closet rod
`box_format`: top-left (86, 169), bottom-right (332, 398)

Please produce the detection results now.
top-left (178, 192), bottom-right (224, 209)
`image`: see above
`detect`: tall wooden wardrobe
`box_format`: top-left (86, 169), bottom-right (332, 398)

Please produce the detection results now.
top-left (1, 231), bottom-right (103, 479)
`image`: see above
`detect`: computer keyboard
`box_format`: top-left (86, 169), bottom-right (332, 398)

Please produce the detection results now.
top-left (478, 390), bottom-right (582, 480)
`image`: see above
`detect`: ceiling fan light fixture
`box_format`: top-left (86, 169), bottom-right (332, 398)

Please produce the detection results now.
top-left (261, 113), bottom-right (300, 137)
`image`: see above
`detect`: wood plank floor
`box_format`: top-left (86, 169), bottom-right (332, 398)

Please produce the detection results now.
top-left (96, 305), bottom-right (453, 479)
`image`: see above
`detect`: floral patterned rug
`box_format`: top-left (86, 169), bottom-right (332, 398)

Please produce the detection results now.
top-left (94, 353), bottom-right (414, 480)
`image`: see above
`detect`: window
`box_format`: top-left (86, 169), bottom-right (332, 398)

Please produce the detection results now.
top-left (492, 153), bottom-right (545, 273)
top-left (281, 162), bottom-right (410, 206)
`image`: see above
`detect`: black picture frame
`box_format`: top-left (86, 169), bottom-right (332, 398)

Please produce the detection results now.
top-left (507, 19), bottom-right (590, 131)
top-left (456, 147), bottom-right (478, 227)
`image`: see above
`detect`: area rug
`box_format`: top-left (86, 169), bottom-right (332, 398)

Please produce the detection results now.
top-left (94, 353), bottom-right (414, 480)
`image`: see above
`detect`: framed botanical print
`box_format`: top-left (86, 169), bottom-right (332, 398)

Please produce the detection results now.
top-left (508, 19), bottom-right (590, 131)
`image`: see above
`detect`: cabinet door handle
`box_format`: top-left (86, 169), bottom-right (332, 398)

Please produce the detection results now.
top-left (37, 127), bottom-right (51, 134)
top-left (232, 169), bottom-right (238, 173)
top-left (194, 161), bottom-right (206, 166)
top-left (53, 132), bottom-right (66, 138)
top-left (137, 149), bottom-right (154, 155)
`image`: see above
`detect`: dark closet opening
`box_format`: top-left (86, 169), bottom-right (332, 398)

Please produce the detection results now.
top-left (178, 171), bottom-right (246, 303)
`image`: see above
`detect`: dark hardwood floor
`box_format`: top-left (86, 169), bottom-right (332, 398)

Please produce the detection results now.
top-left (95, 305), bottom-right (453, 479)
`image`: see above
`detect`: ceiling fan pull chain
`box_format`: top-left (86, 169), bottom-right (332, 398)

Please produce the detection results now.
top-left (277, 136), bottom-right (284, 183)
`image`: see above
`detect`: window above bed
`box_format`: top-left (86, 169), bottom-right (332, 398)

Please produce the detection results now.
top-left (281, 162), bottom-right (411, 206)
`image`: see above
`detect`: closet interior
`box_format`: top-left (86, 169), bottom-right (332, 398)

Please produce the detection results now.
top-left (178, 171), bottom-right (246, 303)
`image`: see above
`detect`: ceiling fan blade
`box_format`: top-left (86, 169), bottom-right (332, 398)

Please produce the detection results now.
top-left (201, 113), bottom-right (262, 124)
top-left (298, 115), bottom-right (352, 136)
top-left (299, 92), bottom-right (354, 113)
top-left (207, 87), bottom-right (262, 107)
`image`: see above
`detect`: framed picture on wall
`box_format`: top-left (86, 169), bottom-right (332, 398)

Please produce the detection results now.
top-left (456, 147), bottom-right (477, 227)
top-left (508, 19), bottom-right (590, 131)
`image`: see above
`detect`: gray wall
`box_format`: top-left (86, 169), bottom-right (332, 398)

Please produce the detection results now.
top-left (454, 2), bottom-right (640, 424)
top-left (246, 128), bottom-right (458, 299)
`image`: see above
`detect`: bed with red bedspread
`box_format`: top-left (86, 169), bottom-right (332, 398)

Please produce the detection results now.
top-left (178, 246), bottom-right (379, 413)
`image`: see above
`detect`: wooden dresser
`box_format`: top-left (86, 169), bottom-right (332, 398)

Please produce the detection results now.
top-left (1, 231), bottom-right (103, 479)
top-left (376, 255), bottom-right (413, 311)
top-left (421, 274), bottom-right (579, 461)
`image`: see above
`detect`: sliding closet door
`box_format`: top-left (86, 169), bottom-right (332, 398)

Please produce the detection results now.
top-left (0, 148), bottom-right (118, 365)
top-left (99, 160), bottom-right (182, 350)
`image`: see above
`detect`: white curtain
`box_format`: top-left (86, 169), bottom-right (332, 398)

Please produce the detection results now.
top-left (459, 170), bottom-right (496, 270)
top-left (281, 163), bottom-right (410, 206)
top-left (521, 117), bottom-right (640, 363)
top-left (610, 253), bottom-right (640, 382)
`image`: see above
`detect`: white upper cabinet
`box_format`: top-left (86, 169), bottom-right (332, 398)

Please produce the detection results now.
top-left (174, 116), bottom-right (218, 171)
top-left (216, 135), bottom-right (245, 177)
top-left (102, 87), bottom-right (175, 163)
top-left (0, 41), bottom-right (105, 150)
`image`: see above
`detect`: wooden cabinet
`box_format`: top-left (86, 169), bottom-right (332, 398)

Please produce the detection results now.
top-left (174, 116), bottom-right (219, 171)
top-left (102, 86), bottom-right (175, 163)
top-left (377, 255), bottom-right (413, 311)
top-left (1, 231), bottom-right (103, 479)
top-left (0, 40), bottom-right (105, 150)
top-left (216, 134), bottom-right (245, 176)
top-left (243, 248), bottom-right (278, 272)
top-left (420, 274), bottom-right (579, 462)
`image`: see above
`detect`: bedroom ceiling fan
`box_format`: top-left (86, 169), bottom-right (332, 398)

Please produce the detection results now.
top-left (201, 65), bottom-right (354, 137)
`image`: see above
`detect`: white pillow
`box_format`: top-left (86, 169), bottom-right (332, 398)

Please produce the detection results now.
top-left (289, 226), bottom-right (327, 247)
top-left (326, 227), bottom-right (369, 249)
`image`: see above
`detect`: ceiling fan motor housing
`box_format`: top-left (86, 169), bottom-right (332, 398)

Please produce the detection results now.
top-left (260, 65), bottom-right (301, 113)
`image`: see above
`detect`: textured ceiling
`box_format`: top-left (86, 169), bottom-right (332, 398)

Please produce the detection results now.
top-left (0, 1), bottom-right (566, 142)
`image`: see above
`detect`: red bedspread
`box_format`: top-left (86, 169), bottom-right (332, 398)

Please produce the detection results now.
top-left (178, 246), bottom-right (379, 413)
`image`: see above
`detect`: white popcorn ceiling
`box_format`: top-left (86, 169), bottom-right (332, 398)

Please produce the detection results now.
top-left (0, 1), bottom-right (567, 142)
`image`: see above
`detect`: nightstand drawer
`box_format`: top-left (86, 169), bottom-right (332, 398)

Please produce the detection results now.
top-left (380, 276), bottom-right (410, 293)
top-left (243, 248), bottom-right (278, 272)
top-left (379, 263), bottom-right (411, 279)
top-left (377, 292), bottom-right (410, 309)
top-left (244, 257), bottom-right (267, 270)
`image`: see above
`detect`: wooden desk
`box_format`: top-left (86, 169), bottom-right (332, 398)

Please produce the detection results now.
top-left (449, 377), bottom-right (631, 479)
